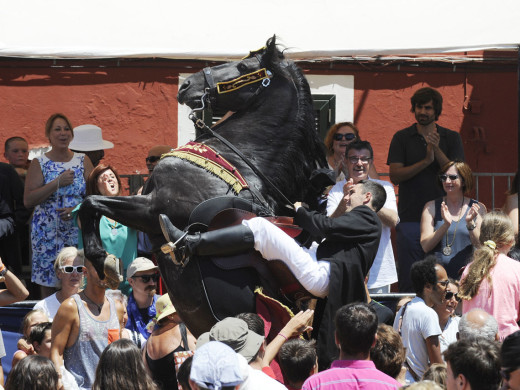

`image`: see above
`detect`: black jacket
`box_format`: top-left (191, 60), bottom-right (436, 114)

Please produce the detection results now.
top-left (294, 204), bottom-right (382, 370)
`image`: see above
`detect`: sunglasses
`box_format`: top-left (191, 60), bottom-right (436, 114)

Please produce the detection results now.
top-left (439, 174), bottom-right (459, 182)
top-left (333, 133), bottom-right (356, 141)
top-left (133, 274), bottom-right (159, 283)
top-left (444, 291), bottom-right (461, 302)
top-left (348, 156), bottom-right (372, 164)
top-left (145, 156), bottom-right (161, 163)
top-left (60, 266), bottom-right (84, 274)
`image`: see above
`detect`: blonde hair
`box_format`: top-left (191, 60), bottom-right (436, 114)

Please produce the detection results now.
top-left (53, 247), bottom-right (85, 289)
top-left (459, 211), bottom-right (515, 300)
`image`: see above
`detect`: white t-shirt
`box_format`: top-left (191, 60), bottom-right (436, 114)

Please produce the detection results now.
top-left (440, 316), bottom-right (460, 355)
top-left (327, 178), bottom-right (398, 288)
top-left (237, 354), bottom-right (287, 390)
top-left (393, 296), bottom-right (442, 379)
top-left (33, 292), bottom-right (61, 321)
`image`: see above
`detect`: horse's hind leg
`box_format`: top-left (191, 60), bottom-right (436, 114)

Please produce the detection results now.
top-left (79, 194), bottom-right (155, 284)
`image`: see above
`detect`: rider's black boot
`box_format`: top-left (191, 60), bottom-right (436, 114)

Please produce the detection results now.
top-left (159, 214), bottom-right (255, 264)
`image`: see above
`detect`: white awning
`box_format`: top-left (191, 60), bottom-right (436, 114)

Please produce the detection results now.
top-left (1, 0), bottom-right (519, 60)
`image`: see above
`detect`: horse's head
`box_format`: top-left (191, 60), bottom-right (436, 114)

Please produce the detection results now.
top-left (178, 36), bottom-right (285, 112)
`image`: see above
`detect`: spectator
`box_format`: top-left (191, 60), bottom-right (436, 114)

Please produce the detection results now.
top-left (420, 161), bottom-right (486, 279)
top-left (143, 294), bottom-right (196, 390)
top-left (393, 257), bottom-right (448, 382)
top-left (4, 136), bottom-right (30, 181)
top-left (459, 211), bottom-right (520, 339)
top-left (503, 172), bottom-right (519, 238)
top-left (33, 247), bottom-right (84, 320)
top-left (146, 145), bottom-right (172, 175)
top-left (190, 341), bottom-right (244, 390)
top-left (387, 87), bottom-right (464, 292)
top-left (0, 256), bottom-right (29, 385)
top-left (302, 303), bottom-right (400, 389)
top-left (422, 363), bottom-right (447, 389)
top-left (432, 280), bottom-right (460, 354)
top-left (197, 317), bottom-right (287, 389)
top-left (5, 355), bottom-right (59, 390)
top-left (237, 310), bottom-right (314, 369)
top-left (327, 140), bottom-right (398, 294)
top-left (177, 355), bottom-right (193, 390)
top-left (51, 256), bottom-right (124, 390)
top-left (28, 322), bottom-right (52, 359)
top-left (24, 113), bottom-right (93, 297)
top-left (443, 339), bottom-right (501, 390)
top-left (0, 162), bottom-right (30, 275)
top-left (323, 122), bottom-right (379, 182)
top-left (458, 308), bottom-right (499, 342)
top-left (500, 330), bottom-right (520, 390)
top-left (73, 164), bottom-right (137, 294)
top-left (278, 339), bottom-right (317, 390)
top-left (92, 338), bottom-right (157, 390)
top-left (12, 309), bottom-right (49, 368)
top-left (125, 257), bottom-right (159, 345)
top-left (370, 324), bottom-right (406, 385)
top-left (69, 124), bottom-right (114, 167)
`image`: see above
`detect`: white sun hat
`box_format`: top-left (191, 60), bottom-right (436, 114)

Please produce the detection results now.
top-left (69, 124), bottom-right (114, 151)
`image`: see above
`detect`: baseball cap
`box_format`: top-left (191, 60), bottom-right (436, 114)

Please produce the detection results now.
top-left (126, 257), bottom-right (158, 280)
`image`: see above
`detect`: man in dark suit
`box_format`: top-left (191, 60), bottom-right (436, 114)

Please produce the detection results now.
top-left (0, 162), bottom-right (30, 274)
top-left (160, 179), bottom-right (386, 369)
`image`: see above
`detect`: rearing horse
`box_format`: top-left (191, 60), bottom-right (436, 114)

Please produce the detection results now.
top-left (80, 36), bottom-right (327, 336)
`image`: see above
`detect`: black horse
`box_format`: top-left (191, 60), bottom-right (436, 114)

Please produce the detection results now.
top-left (80, 36), bottom-right (327, 337)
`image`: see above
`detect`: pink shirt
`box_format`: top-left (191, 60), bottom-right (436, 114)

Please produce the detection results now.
top-left (462, 253), bottom-right (520, 340)
top-left (302, 360), bottom-right (400, 390)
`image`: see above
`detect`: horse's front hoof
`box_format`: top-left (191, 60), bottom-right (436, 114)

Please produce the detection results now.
top-left (103, 254), bottom-right (123, 290)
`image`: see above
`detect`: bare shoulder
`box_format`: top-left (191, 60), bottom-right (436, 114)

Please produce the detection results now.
top-left (54, 296), bottom-right (79, 321)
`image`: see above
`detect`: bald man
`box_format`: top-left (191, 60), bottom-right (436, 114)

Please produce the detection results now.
top-left (146, 145), bottom-right (172, 174)
top-left (458, 308), bottom-right (499, 341)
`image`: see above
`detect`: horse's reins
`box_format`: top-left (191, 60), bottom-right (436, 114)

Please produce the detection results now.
top-left (187, 68), bottom-right (294, 212)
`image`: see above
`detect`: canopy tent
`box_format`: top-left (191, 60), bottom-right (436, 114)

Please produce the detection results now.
top-left (1, 0), bottom-right (519, 60)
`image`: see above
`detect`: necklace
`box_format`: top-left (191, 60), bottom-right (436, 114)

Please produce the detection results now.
top-left (82, 291), bottom-right (104, 313)
top-left (107, 218), bottom-right (119, 236)
top-left (443, 197), bottom-right (465, 256)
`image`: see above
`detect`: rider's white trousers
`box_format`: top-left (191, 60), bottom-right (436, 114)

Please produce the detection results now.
top-left (242, 217), bottom-right (330, 298)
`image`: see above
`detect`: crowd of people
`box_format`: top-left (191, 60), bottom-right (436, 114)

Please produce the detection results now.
top-left (0, 86), bottom-right (519, 390)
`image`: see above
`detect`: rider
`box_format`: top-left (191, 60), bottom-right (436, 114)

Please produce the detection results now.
top-left (159, 179), bottom-right (385, 369)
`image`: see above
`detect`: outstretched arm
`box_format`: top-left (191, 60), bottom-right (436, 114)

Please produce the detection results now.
top-left (263, 309), bottom-right (314, 365)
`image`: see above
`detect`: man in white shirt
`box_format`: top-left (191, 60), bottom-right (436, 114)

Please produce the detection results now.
top-left (393, 256), bottom-right (448, 383)
top-left (327, 140), bottom-right (399, 293)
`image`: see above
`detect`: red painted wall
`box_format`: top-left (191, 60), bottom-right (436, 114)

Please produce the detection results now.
top-left (0, 57), bottom-right (516, 207)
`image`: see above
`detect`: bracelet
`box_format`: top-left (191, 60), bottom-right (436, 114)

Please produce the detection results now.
top-left (467, 221), bottom-right (477, 231)
top-left (277, 333), bottom-right (288, 341)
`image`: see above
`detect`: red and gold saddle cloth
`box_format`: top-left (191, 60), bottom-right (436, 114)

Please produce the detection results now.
top-left (164, 142), bottom-right (248, 194)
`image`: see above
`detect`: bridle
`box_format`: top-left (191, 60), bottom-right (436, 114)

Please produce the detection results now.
top-left (186, 65), bottom-right (295, 213)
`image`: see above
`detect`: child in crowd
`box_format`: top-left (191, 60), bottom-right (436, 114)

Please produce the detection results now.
top-left (278, 339), bottom-right (317, 390)
top-left (4, 137), bottom-right (30, 181)
top-left (28, 322), bottom-right (53, 359)
top-left (12, 310), bottom-right (49, 368)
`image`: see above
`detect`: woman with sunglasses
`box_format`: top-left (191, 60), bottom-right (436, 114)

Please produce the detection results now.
top-left (323, 122), bottom-right (380, 182)
top-left (34, 246), bottom-right (84, 320)
top-left (420, 161), bottom-right (486, 279)
top-left (460, 211), bottom-right (520, 340)
top-left (73, 164), bottom-right (137, 295)
top-left (432, 279), bottom-right (461, 354)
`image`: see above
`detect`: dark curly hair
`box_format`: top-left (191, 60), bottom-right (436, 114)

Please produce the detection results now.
top-left (410, 255), bottom-right (439, 295)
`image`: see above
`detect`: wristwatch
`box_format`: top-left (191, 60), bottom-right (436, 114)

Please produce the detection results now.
top-left (467, 220), bottom-right (477, 231)
top-left (0, 267), bottom-right (7, 277)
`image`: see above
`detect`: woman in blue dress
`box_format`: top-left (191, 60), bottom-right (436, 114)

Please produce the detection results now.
top-left (24, 113), bottom-right (93, 297)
